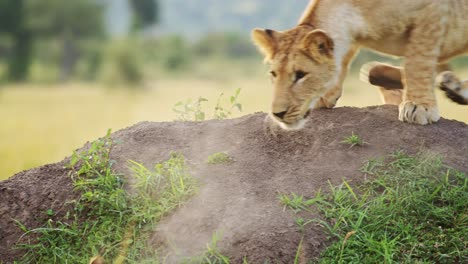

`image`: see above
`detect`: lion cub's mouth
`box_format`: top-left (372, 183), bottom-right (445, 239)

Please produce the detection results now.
top-left (275, 110), bottom-right (311, 130)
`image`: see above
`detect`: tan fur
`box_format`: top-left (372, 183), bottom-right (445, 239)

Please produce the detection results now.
top-left (436, 71), bottom-right (468, 105)
top-left (360, 62), bottom-right (463, 106)
top-left (252, 0), bottom-right (468, 128)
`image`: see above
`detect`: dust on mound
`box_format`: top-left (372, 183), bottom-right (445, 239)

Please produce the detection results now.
top-left (1, 106), bottom-right (467, 263)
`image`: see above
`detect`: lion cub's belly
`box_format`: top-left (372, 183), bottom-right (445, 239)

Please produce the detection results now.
top-left (440, 23), bottom-right (468, 60)
top-left (358, 36), bottom-right (408, 57)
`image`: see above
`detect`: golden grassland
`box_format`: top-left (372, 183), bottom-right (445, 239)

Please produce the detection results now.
top-left (1, 74), bottom-right (466, 180)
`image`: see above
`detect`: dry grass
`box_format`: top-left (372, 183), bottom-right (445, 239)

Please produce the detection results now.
top-left (1, 74), bottom-right (466, 180)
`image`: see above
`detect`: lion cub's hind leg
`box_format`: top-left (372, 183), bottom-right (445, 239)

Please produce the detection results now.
top-left (316, 46), bottom-right (360, 109)
top-left (378, 88), bottom-right (404, 106)
top-left (436, 71), bottom-right (468, 105)
top-left (362, 62), bottom-right (467, 106)
top-left (360, 62), bottom-right (404, 105)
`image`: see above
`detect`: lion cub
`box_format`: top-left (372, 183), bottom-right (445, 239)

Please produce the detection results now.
top-left (252, 0), bottom-right (468, 129)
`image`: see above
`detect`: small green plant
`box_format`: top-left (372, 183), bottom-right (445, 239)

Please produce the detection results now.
top-left (278, 192), bottom-right (323, 213)
top-left (17, 130), bottom-right (197, 263)
top-left (207, 152), bottom-right (233, 164)
top-left (360, 157), bottom-right (384, 175)
top-left (173, 96), bottom-right (209, 121)
top-left (297, 152), bottom-right (467, 263)
top-left (214, 88), bottom-right (242, 120)
top-left (173, 89), bottom-right (242, 121)
top-left (295, 217), bottom-right (315, 233)
top-left (280, 193), bottom-right (325, 234)
top-left (45, 209), bottom-right (54, 217)
top-left (341, 132), bottom-right (367, 148)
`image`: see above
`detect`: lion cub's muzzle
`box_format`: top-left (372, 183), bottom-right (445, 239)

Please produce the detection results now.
top-left (271, 109), bottom-right (311, 130)
top-left (272, 111), bottom-right (288, 119)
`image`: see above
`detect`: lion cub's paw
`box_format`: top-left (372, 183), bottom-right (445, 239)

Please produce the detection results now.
top-left (435, 71), bottom-right (468, 105)
top-left (314, 97), bottom-right (337, 109)
top-left (398, 101), bottom-right (440, 125)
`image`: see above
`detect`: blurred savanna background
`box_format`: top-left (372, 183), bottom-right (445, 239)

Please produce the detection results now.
top-left (0, 0), bottom-right (466, 180)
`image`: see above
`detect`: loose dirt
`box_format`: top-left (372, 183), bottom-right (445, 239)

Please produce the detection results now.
top-left (1, 106), bottom-right (467, 263)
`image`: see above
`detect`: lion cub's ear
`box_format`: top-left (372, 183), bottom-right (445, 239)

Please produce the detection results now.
top-left (301, 30), bottom-right (334, 63)
top-left (251, 28), bottom-right (279, 61)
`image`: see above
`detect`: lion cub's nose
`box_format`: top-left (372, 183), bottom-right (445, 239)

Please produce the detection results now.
top-left (273, 111), bottom-right (287, 119)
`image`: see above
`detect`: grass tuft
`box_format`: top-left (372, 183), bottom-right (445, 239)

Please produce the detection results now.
top-left (16, 130), bottom-right (197, 263)
top-left (341, 132), bottom-right (367, 148)
top-left (278, 193), bottom-right (323, 214)
top-left (184, 231), bottom-right (230, 264)
top-left (207, 152), bottom-right (233, 165)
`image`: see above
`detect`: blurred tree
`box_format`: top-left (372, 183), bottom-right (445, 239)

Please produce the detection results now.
top-left (99, 39), bottom-right (144, 86)
top-left (193, 32), bottom-right (257, 59)
top-left (25, 0), bottom-right (105, 81)
top-left (129, 0), bottom-right (159, 31)
top-left (0, 0), bottom-right (32, 81)
top-left (163, 36), bottom-right (190, 70)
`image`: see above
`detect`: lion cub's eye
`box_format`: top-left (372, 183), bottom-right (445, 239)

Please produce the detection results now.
top-left (294, 71), bottom-right (307, 82)
top-left (270, 71), bottom-right (277, 78)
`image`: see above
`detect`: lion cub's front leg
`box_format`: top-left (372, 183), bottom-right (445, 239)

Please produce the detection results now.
top-left (401, 57), bottom-right (441, 125)
top-left (399, 5), bottom-right (446, 125)
top-left (315, 85), bottom-right (343, 108)
top-left (315, 46), bottom-right (359, 109)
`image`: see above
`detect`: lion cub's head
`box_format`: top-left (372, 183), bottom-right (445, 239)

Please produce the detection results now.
top-left (252, 26), bottom-right (337, 130)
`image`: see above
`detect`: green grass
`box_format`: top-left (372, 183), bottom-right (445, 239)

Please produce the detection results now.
top-left (184, 231), bottom-right (231, 264)
top-left (206, 152), bottom-right (233, 165)
top-left (282, 151), bottom-right (467, 263)
top-left (279, 193), bottom-right (323, 214)
top-left (341, 132), bottom-right (367, 148)
top-left (213, 88), bottom-right (242, 120)
top-left (16, 130), bottom-right (197, 263)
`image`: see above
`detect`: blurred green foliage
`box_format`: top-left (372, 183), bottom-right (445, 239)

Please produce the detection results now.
top-left (99, 39), bottom-right (144, 86)
top-left (129, 0), bottom-right (159, 31)
top-left (0, 0), bottom-right (105, 82)
top-left (0, 0), bottom-right (159, 83)
top-left (158, 36), bottom-right (192, 71)
top-left (0, 0), bottom-right (32, 81)
top-left (29, 0), bottom-right (105, 81)
top-left (25, 0), bottom-right (105, 37)
top-left (193, 32), bottom-right (258, 59)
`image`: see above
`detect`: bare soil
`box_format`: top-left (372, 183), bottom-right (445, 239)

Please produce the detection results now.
top-left (1, 106), bottom-right (467, 263)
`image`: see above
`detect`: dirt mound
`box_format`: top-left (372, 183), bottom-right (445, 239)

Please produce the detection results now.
top-left (1, 106), bottom-right (467, 263)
